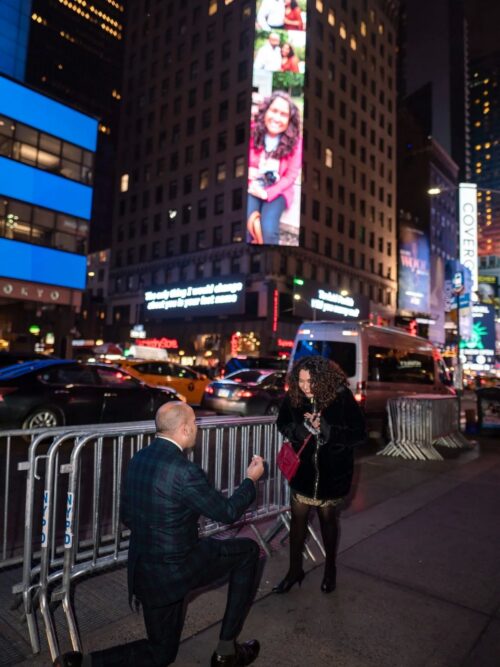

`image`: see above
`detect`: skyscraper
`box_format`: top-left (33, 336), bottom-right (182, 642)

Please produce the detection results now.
top-left (24, 0), bottom-right (125, 250)
top-left (108, 0), bottom-right (398, 364)
top-left (470, 53), bottom-right (500, 260)
top-left (398, 0), bottom-right (470, 181)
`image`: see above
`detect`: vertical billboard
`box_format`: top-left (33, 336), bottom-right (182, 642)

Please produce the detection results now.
top-left (461, 304), bottom-right (496, 372)
top-left (246, 1), bottom-right (307, 246)
top-left (398, 224), bottom-right (431, 313)
top-left (458, 183), bottom-right (478, 295)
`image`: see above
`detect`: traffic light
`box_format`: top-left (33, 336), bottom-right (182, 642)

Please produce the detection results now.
top-left (293, 277), bottom-right (304, 286)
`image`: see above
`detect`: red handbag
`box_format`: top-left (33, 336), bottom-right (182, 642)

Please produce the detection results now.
top-left (277, 435), bottom-right (312, 482)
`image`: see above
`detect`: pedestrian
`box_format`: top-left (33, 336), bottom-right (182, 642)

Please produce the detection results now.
top-left (273, 356), bottom-right (366, 594)
top-left (54, 402), bottom-right (265, 667)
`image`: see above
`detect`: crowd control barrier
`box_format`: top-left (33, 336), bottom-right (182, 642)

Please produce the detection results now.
top-left (378, 395), bottom-right (472, 461)
top-left (5, 415), bottom-right (324, 661)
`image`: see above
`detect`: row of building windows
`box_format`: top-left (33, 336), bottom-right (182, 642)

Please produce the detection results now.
top-left (0, 114), bottom-right (94, 185)
top-left (0, 197), bottom-right (88, 254)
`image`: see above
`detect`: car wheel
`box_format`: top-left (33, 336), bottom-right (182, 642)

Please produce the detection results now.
top-left (265, 403), bottom-right (279, 416)
top-left (22, 408), bottom-right (61, 430)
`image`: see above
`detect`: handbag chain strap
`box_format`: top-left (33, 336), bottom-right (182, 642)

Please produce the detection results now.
top-left (296, 434), bottom-right (312, 457)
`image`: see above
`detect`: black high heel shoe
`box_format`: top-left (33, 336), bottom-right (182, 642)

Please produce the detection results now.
top-left (320, 566), bottom-right (336, 593)
top-left (272, 570), bottom-right (305, 594)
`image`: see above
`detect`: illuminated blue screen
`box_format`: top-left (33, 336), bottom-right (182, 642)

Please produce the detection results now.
top-left (0, 0), bottom-right (30, 80)
top-left (0, 238), bottom-right (86, 289)
top-left (0, 157), bottom-right (93, 219)
top-left (0, 76), bottom-right (98, 151)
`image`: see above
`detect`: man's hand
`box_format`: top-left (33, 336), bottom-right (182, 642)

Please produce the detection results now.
top-left (246, 455), bottom-right (265, 482)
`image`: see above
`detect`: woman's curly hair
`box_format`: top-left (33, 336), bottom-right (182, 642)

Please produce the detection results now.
top-left (252, 92), bottom-right (301, 159)
top-left (287, 356), bottom-right (348, 410)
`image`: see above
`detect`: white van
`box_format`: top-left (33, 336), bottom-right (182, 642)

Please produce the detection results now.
top-left (289, 321), bottom-right (454, 439)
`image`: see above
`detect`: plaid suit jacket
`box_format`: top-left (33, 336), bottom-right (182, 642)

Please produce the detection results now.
top-left (121, 437), bottom-right (256, 606)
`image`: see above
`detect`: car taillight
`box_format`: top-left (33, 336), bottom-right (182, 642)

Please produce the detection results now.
top-left (205, 386), bottom-right (214, 395)
top-left (354, 380), bottom-right (366, 403)
top-left (234, 389), bottom-right (254, 398)
top-left (0, 387), bottom-right (16, 402)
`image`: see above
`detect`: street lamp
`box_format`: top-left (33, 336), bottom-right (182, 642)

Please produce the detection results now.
top-left (293, 293), bottom-right (317, 321)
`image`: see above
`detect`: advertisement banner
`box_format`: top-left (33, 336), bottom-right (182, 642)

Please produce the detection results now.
top-left (458, 183), bottom-right (478, 295)
top-left (398, 224), bottom-right (430, 312)
top-left (246, 0), bottom-right (307, 246)
top-left (293, 279), bottom-right (369, 321)
top-left (144, 277), bottom-right (246, 318)
top-left (478, 275), bottom-right (499, 305)
top-left (461, 304), bottom-right (496, 372)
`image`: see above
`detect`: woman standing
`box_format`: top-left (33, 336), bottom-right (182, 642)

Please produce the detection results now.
top-left (247, 91), bottom-right (302, 245)
top-left (274, 356), bottom-right (366, 594)
top-left (281, 43), bottom-right (300, 72)
top-left (284, 0), bottom-right (304, 30)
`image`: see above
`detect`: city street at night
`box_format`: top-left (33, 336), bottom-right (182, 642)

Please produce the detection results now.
top-left (0, 434), bottom-right (497, 666)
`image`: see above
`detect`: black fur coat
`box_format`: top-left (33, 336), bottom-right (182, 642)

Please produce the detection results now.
top-left (277, 387), bottom-right (366, 500)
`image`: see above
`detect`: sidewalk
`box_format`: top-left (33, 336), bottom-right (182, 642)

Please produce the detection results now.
top-left (5, 435), bottom-right (500, 666)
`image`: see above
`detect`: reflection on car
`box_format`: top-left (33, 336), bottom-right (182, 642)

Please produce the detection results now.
top-left (119, 360), bottom-right (210, 405)
top-left (202, 369), bottom-right (286, 416)
top-left (0, 360), bottom-right (182, 430)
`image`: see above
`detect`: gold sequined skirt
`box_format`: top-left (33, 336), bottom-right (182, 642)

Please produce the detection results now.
top-left (292, 492), bottom-right (343, 508)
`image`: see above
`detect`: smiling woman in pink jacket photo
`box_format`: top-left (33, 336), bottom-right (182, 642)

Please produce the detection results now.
top-left (247, 91), bottom-right (302, 245)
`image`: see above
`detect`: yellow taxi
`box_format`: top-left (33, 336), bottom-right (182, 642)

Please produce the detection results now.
top-left (119, 360), bottom-right (210, 405)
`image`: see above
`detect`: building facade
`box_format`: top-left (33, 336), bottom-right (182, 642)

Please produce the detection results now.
top-left (107, 0), bottom-right (398, 364)
top-left (0, 75), bottom-right (97, 354)
top-left (25, 0), bottom-right (125, 251)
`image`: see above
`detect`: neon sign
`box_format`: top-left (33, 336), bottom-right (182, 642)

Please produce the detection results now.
top-left (142, 338), bottom-right (179, 350)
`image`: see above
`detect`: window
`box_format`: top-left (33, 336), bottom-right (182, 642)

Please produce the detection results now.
top-left (368, 347), bottom-right (435, 384)
top-left (294, 340), bottom-right (356, 377)
top-left (217, 163), bottom-right (227, 182)
top-left (214, 194), bottom-right (224, 214)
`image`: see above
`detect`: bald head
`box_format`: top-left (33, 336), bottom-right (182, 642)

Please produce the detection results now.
top-left (155, 401), bottom-right (197, 449)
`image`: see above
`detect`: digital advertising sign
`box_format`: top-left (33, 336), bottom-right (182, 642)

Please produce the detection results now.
top-left (293, 279), bottom-right (370, 321)
top-left (246, 0), bottom-right (306, 246)
top-left (144, 277), bottom-right (246, 318)
top-left (461, 304), bottom-right (496, 372)
top-left (398, 224), bottom-right (430, 313)
top-left (458, 182), bottom-right (478, 295)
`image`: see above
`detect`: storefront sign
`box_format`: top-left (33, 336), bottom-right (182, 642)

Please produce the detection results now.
top-left (145, 277), bottom-right (245, 317)
top-left (0, 277), bottom-right (81, 307)
top-left (459, 183), bottom-right (478, 295)
top-left (277, 338), bottom-right (294, 348)
top-left (130, 324), bottom-right (146, 339)
top-left (142, 338), bottom-right (179, 349)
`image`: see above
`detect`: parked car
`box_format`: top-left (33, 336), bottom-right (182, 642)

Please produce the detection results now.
top-left (221, 356), bottom-right (288, 377)
top-left (0, 360), bottom-right (182, 430)
top-left (0, 351), bottom-right (58, 368)
top-left (119, 360), bottom-right (210, 405)
top-left (201, 369), bottom-right (286, 416)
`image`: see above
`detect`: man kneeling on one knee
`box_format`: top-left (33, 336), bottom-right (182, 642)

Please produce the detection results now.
top-left (54, 401), bottom-right (265, 667)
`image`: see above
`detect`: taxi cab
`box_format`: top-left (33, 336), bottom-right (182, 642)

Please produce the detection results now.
top-left (119, 360), bottom-right (210, 405)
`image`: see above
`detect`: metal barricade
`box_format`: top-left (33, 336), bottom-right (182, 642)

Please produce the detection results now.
top-left (11, 415), bottom-right (317, 660)
top-left (378, 395), bottom-right (472, 461)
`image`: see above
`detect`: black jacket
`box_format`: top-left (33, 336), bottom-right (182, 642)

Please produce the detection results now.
top-left (277, 387), bottom-right (366, 500)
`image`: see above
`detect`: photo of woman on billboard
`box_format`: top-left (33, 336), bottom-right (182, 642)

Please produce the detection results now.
top-left (247, 91), bottom-right (302, 245)
top-left (281, 42), bottom-right (300, 72)
top-left (284, 0), bottom-right (304, 30)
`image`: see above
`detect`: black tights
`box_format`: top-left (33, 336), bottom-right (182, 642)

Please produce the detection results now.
top-left (288, 496), bottom-right (339, 577)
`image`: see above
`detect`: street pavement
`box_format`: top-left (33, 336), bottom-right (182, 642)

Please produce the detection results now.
top-left (2, 432), bottom-right (499, 667)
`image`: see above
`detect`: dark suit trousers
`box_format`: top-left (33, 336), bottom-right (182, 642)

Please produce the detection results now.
top-left (89, 537), bottom-right (261, 666)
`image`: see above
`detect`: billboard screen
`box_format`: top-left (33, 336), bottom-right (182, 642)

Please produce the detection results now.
top-left (144, 277), bottom-right (246, 318)
top-left (458, 183), bottom-right (478, 295)
top-left (398, 224), bottom-right (430, 313)
top-left (461, 304), bottom-right (496, 372)
top-left (246, 0), bottom-right (307, 246)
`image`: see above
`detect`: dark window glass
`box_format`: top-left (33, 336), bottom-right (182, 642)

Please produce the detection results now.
top-left (368, 347), bottom-right (435, 384)
top-left (294, 341), bottom-right (356, 377)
